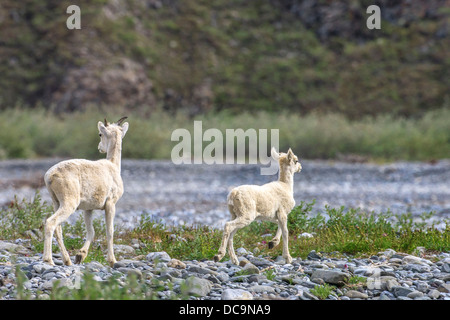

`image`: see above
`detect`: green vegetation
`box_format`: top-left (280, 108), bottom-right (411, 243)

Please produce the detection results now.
top-left (348, 275), bottom-right (367, 287)
top-left (15, 266), bottom-right (159, 300)
top-left (310, 283), bottom-right (336, 300)
top-left (1, 193), bottom-right (448, 264)
top-left (0, 107), bottom-right (448, 161)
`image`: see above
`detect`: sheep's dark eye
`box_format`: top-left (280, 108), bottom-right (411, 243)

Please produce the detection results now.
top-left (99, 134), bottom-right (102, 137)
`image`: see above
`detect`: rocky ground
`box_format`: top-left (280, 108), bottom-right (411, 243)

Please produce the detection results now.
top-left (0, 159), bottom-right (449, 300)
top-left (0, 239), bottom-right (449, 300)
top-left (1, 158), bottom-right (449, 229)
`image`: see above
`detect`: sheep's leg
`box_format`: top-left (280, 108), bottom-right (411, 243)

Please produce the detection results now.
top-left (268, 226), bottom-right (282, 249)
top-left (105, 202), bottom-right (117, 267)
top-left (227, 217), bottom-right (253, 265)
top-left (278, 214), bottom-right (292, 264)
top-left (43, 194), bottom-right (60, 265)
top-left (214, 217), bottom-right (252, 265)
top-left (227, 229), bottom-right (240, 265)
top-left (43, 203), bottom-right (76, 265)
top-left (214, 207), bottom-right (236, 263)
top-left (55, 225), bottom-right (72, 266)
top-left (214, 220), bottom-right (233, 263)
top-left (75, 210), bottom-right (94, 264)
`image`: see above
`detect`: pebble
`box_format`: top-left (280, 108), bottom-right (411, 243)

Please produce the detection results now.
top-left (250, 285), bottom-right (275, 294)
top-left (428, 289), bottom-right (441, 299)
top-left (345, 290), bottom-right (368, 299)
top-left (0, 242), bottom-right (449, 300)
top-left (222, 288), bottom-right (253, 300)
top-left (392, 286), bottom-right (415, 297)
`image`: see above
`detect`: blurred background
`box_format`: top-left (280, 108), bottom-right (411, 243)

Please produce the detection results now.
top-left (0, 0), bottom-right (449, 161)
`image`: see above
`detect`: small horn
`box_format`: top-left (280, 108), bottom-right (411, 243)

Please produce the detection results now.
top-left (116, 116), bottom-right (128, 125)
top-left (104, 118), bottom-right (108, 126)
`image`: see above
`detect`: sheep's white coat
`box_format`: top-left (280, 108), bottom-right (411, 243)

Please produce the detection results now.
top-left (214, 148), bottom-right (302, 265)
top-left (42, 119), bottom-right (128, 266)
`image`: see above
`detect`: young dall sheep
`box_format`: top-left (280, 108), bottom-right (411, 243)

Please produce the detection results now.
top-left (214, 147), bottom-right (302, 265)
top-left (42, 117), bottom-right (129, 266)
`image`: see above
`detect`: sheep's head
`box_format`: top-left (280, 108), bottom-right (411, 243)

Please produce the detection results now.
top-left (97, 117), bottom-right (129, 153)
top-left (271, 147), bottom-right (302, 174)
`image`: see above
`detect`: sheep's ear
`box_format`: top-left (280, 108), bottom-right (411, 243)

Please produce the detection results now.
top-left (98, 121), bottom-right (108, 135)
top-left (271, 147), bottom-right (280, 160)
top-left (121, 122), bottom-right (129, 138)
top-left (287, 148), bottom-right (294, 160)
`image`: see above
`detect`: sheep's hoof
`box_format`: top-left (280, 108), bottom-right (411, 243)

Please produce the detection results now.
top-left (43, 258), bottom-right (55, 266)
top-left (268, 241), bottom-right (274, 249)
top-left (213, 255), bottom-right (220, 262)
top-left (75, 254), bottom-right (83, 264)
top-left (108, 259), bottom-right (117, 267)
top-left (63, 259), bottom-right (73, 266)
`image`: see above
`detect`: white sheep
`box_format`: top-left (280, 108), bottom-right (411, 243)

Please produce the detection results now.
top-left (214, 147), bottom-right (302, 265)
top-left (42, 117), bottom-right (129, 266)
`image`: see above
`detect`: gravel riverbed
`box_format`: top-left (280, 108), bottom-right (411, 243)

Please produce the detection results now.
top-left (0, 240), bottom-right (449, 300)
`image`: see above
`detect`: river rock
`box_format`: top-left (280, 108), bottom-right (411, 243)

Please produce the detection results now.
top-left (0, 241), bottom-right (30, 254)
top-left (222, 288), bottom-right (253, 300)
top-left (345, 290), bottom-right (368, 299)
top-left (438, 283), bottom-right (450, 293)
top-left (168, 259), bottom-right (186, 269)
top-left (248, 257), bottom-right (273, 268)
top-left (367, 276), bottom-right (399, 291)
top-left (146, 251), bottom-right (171, 263)
top-left (187, 265), bottom-right (218, 276)
top-left (311, 270), bottom-right (349, 286)
top-left (182, 276), bottom-right (212, 297)
top-left (249, 285), bottom-right (276, 294)
top-left (392, 286), bottom-right (415, 297)
top-left (428, 289), bottom-right (441, 299)
top-left (307, 250), bottom-right (322, 260)
top-left (242, 263), bottom-right (259, 275)
top-left (407, 291), bottom-right (424, 299)
top-left (402, 255), bottom-right (432, 265)
top-left (113, 244), bottom-right (135, 256)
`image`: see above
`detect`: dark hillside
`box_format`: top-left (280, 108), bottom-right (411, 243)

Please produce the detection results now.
top-left (0, 0), bottom-right (448, 118)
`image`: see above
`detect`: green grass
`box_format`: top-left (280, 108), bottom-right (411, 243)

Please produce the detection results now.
top-left (0, 107), bottom-right (448, 162)
top-left (0, 192), bottom-right (52, 239)
top-left (1, 192), bottom-right (448, 263)
top-left (310, 283), bottom-right (336, 300)
top-left (14, 266), bottom-right (160, 300)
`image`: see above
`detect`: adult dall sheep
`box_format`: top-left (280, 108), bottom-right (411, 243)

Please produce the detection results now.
top-left (43, 117), bottom-right (129, 266)
top-left (214, 147), bottom-right (302, 265)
